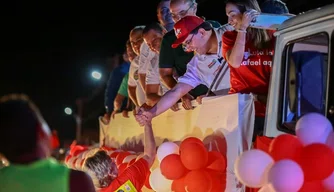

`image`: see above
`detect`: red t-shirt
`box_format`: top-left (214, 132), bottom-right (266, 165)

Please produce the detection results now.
top-left (100, 158), bottom-right (150, 192)
top-left (222, 31), bottom-right (275, 117)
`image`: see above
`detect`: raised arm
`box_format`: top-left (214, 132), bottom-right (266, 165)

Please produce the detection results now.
top-left (141, 122), bottom-right (156, 167)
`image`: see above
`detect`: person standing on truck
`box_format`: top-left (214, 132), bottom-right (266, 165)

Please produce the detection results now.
top-left (222, 0), bottom-right (276, 141)
top-left (0, 94), bottom-right (95, 192)
top-left (159, 0), bottom-right (222, 110)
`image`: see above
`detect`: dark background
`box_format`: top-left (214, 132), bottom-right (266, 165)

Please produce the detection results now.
top-left (0, 0), bottom-right (331, 145)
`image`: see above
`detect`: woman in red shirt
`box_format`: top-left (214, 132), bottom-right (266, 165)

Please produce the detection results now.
top-left (222, 0), bottom-right (276, 140)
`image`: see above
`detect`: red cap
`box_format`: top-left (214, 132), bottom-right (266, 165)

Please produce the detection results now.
top-left (171, 16), bottom-right (205, 48)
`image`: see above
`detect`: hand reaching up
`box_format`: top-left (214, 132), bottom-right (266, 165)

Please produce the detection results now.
top-left (135, 103), bottom-right (154, 126)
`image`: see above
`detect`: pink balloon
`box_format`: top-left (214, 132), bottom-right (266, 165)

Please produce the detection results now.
top-left (326, 132), bottom-right (334, 151)
top-left (296, 113), bottom-right (332, 145)
top-left (268, 160), bottom-right (304, 192)
top-left (234, 149), bottom-right (274, 188)
top-left (323, 171), bottom-right (334, 191)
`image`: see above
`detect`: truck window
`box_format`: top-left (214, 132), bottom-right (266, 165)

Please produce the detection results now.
top-left (279, 33), bottom-right (329, 133)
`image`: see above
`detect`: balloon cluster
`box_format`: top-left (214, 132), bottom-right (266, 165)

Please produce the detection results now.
top-left (150, 137), bottom-right (227, 192)
top-left (235, 113), bottom-right (334, 192)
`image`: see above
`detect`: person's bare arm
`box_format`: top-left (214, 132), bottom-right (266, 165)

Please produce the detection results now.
top-left (227, 10), bottom-right (259, 68)
top-left (70, 170), bottom-right (96, 192)
top-left (113, 94), bottom-right (126, 112)
top-left (138, 74), bottom-right (146, 94)
top-left (150, 83), bottom-right (192, 117)
top-left (226, 31), bottom-right (246, 68)
top-left (142, 122), bottom-right (156, 167)
top-left (159, 68), bottom-right (177, 89)
top-left (145, 84), bottom-right (161, 106)
top-left (128, 86), bottom-right (139, 107)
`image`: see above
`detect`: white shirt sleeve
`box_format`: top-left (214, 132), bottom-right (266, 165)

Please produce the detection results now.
top-left (178, 57), bottom-right (202, 88)
top-left (128, 63), bottom-right (137, 87)
top-left (138, 42), bottom-right (155, 74)
top-left (145, 55), bottom-right (160, 85)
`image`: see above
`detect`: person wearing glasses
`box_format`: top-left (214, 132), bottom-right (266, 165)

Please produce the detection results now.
top-left (158, 0), bottom-right (221, 111)
top-left (135, 15), bottom-right (233, 125)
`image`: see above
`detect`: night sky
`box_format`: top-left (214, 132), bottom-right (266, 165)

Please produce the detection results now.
top-left (0, 0), bottom-right (331, 143)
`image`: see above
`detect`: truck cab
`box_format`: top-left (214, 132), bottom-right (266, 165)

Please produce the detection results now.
top-left (264, 4), bottom-right (334, 137)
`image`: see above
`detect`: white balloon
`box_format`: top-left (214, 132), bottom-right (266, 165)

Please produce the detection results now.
top-left (122, 155), bottom-right (137, 163)
top-left (149, 168), bottom-right (173, 192)
top-left (296, 113), bottom-right (332, 145)
top-left (323, 171), bottom-right (334, 191)
top-left (258, 184), bottom-right (276, 192)
top-left (268, 160), bottom-right (304, 192)
top-left (234, 149), bottom-right (274, 188)
top-left (326, 132), bottom-right (334, 151)
top-left (157, 142), bottom-right (179, 162)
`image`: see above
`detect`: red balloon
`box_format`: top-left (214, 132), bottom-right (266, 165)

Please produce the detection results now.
top-left (298, 143), bottom-right (334, 181)
top-left (180, 142), bottom-right (208, 170)
top-left (206, 169), bottom-right (226, 192)
top-left (71, 145), bottom-right (88, 156)
top-left (269, 134), bottom-right (303, 161)
top-left (206, 151), bottom-right (227, 173)
top-left (180, 137), bottom-right (203, 152)
top-left (184, 170), bottom-right (212, 192)
top-left (116, 151), bottom-right (131, 166)
top-left (109, 151), bottom-right (120, 159)
top-left (118, 163), bottom-right (128, 175)
top-left (299, 181), bottom-right (325, 192)
top-left (65, 155), bottom-right (72, 163)
top-left (127, 158), bottom-right (136, 167)
top-left (161, 154), bottom-right (188, 180)
top-left (101, 146), bottom-right (116, 151)
top-left (171, 177), bottom-right (186, 192)
top-left (144, 171), bottom-right (152, 189)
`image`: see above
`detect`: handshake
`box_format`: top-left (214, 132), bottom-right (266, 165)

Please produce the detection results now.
top-left (134, 103), bottom-right (155, 126)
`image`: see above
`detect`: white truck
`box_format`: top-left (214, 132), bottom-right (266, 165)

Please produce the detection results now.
top-left (263, 3), bottom-right (334, 137)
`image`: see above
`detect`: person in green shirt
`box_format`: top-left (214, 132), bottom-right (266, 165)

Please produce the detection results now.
top-left (159, 0), bottom-right (221, 110)
top-left (0, 94), bottom-right (95, 192)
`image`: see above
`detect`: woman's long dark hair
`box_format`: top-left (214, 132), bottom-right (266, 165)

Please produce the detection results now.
top-left (225, 0), bottom-right (272, 49)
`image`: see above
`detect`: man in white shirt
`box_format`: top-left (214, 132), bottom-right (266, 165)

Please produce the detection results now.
top-left (137, 0), bottom-right (175, 97)
top-left (128, 26), bottom-right (147, 108)
top-left (135, 15), bottom-right (233, 125)
top-left (142, 23), bottom-right (170, 106)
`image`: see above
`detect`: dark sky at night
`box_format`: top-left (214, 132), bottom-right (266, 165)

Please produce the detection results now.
top-left (0, 0), bottom-right (331, 143)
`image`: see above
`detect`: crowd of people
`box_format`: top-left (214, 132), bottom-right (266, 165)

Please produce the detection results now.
top-left (0, 0), bottom-right (293, 191)
top-left (104, 0), bottom-right (289, 140)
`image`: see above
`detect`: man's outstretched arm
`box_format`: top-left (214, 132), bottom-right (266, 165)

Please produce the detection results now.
top-left (150, 83), bottom-right (192, 117)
